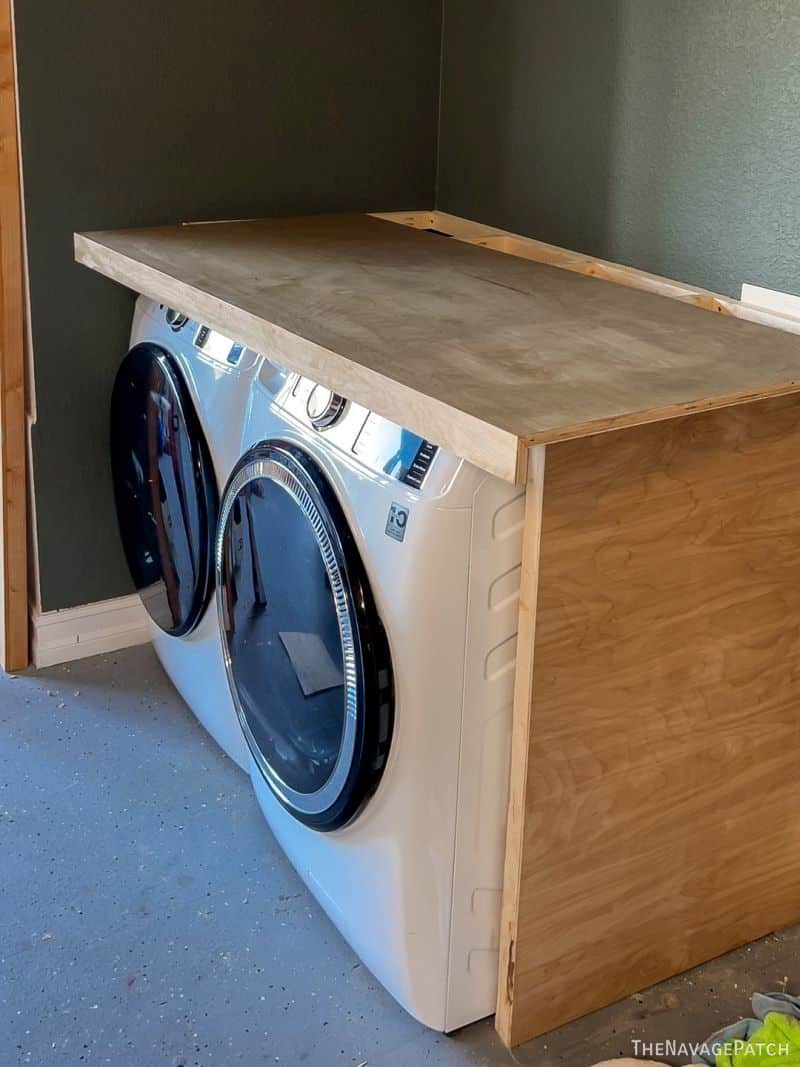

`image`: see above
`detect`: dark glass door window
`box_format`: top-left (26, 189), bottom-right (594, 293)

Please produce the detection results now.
top-left (111, 343), bottom-right (217, 636)
top-left (217, 442), bottom-right (393, 830)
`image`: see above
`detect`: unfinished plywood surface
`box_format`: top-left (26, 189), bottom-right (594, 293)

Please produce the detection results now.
top-left (378, 210), bottom-right (800, 337)
top-left (497, 394), bottom-right (800, 1045)
top-left (76, 213), bottom-right (800, 484)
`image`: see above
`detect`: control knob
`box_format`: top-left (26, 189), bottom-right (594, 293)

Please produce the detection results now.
top-left (165, 308), bottom-right (188, 330)
top-left (306, 385), bottom-right (347, 429)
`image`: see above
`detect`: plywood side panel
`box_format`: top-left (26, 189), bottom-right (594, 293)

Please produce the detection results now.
top-left (0, 0), bottom-right (27, 670)
top-left (499, 395), bottom-right (800, 1045)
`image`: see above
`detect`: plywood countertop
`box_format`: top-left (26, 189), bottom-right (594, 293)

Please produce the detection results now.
top-left (75, 213), bottom-right (800, 484)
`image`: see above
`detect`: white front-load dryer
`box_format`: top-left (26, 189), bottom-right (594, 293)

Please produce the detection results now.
top-left (110, 296), bottom-right (278, 769)
top-left (215, 364), bottom-right (523, 1030)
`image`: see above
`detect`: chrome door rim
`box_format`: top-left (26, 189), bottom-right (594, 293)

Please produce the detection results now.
top-left (215, 452), bottom-right (360, 816)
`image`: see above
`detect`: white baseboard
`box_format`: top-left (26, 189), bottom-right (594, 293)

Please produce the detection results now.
top-left (31, 593), bottom-right (150, 669)
top-left (740, 282), bottom-right (800, 320)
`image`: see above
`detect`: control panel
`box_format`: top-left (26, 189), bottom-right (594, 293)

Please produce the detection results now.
top-left (353, 413), bottom-right (438, 488)
top-left (164, 307), bottom-right (247, 368)
top-left (161, 304), bottom-right (441, 489)
top-left (306, 385), bottom-right (347, 429)
top-left (279, 373), bottom-right (439, 490)
top-left (194, 323), bottom-right (245, 366)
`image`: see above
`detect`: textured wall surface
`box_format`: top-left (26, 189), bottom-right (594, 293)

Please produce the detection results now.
top-left (15, 0), bottom-right (441, 610)
top-left (18, 0), bottom-right (800, 611)
top-left (438, 0), bottom-right (800, 299)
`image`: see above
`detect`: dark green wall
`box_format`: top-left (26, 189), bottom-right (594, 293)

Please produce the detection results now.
top-left (21, 0), bottom-right (800, 611)
top-left (438, 0), bottom-right (800, 299)
top-left (15, 0), bottom-right (442, 611)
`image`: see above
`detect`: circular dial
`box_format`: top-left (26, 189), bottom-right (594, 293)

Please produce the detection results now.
top-left (165, 307), bottom-right (188, 331)
top-left (306, 385), bottom-right (347, 429)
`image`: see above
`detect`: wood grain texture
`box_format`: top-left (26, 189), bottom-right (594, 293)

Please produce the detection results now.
top-left (0, 0), bottom-right (27, 670)
top-left (378, 211), bottom-right (800, 338)
top-left (499, 394), bottom-right (800, 1045)
top-left (75, 213), bottom-right (800, 484)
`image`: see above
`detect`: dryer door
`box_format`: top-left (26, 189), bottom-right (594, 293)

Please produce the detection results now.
top-left (111, 343), bottom-right (218, 636)
top-left (216, 442), bottom-right (393, 831)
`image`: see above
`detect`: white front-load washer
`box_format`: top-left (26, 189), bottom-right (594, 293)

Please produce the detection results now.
top-left (110, 296), bottom-right (278, 769)
top-left (215, 364), bottom-right (523, 1030)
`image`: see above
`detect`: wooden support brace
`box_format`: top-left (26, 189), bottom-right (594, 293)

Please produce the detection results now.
top-left (0, 0), bottom-right (28, 671)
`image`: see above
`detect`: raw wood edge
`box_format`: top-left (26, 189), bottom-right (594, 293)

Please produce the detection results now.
top-left (495, 444), bottom-right (546, 1046)
top-left (520, 378), bottom-right (800, 449)
top-left (0, 0), bottom-right (28, 670)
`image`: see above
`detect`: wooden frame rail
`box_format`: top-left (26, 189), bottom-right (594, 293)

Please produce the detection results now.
top-left (372, 210), bottom-right (800, 338)
top-left (0, 0), bottom-right (27, 671)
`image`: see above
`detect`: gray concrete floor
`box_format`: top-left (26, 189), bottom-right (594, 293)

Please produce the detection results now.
top-left (1, 645), bottom-right (798, 1066)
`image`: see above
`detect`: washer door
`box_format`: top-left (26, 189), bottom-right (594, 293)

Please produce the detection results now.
top-left (110, 342), bottom-right (218, 636)
top-left (216, 442), bottom-right (393, 831)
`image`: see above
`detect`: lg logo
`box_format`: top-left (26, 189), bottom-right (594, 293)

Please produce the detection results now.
top-left (385, 503), bottom-right (409, 543)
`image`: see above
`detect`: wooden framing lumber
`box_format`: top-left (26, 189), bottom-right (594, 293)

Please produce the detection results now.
top-left (0, 0), bottom-right (27, 670)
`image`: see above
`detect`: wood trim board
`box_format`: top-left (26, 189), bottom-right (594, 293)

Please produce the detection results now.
top-left (0, 0), bottom-right (27, 671)
top-left (496, 394), bottom-right (800, 1045)
top-left (75, 213), bottom-right (800, 486)
top-left (495, 445), bottom-right (546, 1040)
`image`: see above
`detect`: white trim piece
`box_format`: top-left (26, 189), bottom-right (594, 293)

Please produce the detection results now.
top-left (740, 283), bottom-right (800, 321)
top-left (25, 412), bottom-right (41, 614)
top-left (31, 593), bottom-right (150, 669)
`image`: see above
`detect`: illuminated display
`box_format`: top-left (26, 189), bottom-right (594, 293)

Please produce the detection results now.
top-left (353, 413), bottom-right (437, 487)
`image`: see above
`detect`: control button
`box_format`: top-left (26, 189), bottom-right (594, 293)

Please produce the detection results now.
top-left (227, 342), bottom-right (244, 365)
top-left (165, 308), bottom-right (188, 331)
top-left (165, 307), bottom-right (187, 329)
top-left (306, 385), bottom-right (347, 429)
top-left (194, 325), bottom-right (210, 349)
